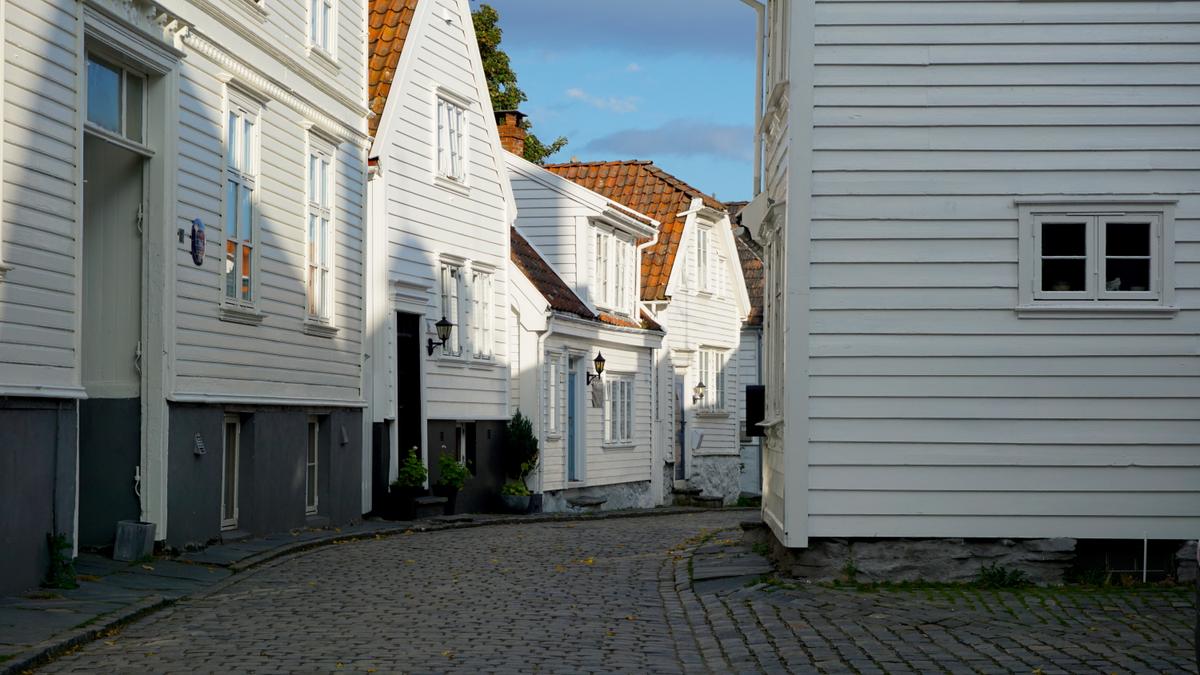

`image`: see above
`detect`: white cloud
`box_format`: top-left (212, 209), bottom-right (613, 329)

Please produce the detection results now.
top-left (565, 88), bottom-right (639, 114)
top-left (626, 62), bottom-right (642, 72)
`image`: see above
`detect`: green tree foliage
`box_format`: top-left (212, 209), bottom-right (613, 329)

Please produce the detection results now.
top-left (471, 3), bottom-right (567, 164)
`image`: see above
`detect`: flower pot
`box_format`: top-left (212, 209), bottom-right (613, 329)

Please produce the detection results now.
top-left (500, 494), bottom-right (531, 514)
top-left (113, 520), bottom-right (156, 562)
top-left (432, 484), bottom-right (460, 515)
top-left (387, 485), bottom-right (424, 520)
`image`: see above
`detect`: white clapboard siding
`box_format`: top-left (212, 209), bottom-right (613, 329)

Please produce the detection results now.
top-left (0, 0), bottom-right (81, 392)
top-left (170, 40), bottom-right (366, 404)
top-left (376, 0), bottom-right (510, 421)
top-left (737, 329), bottom-right (760, 447)
top-left (765, 0), bottom-right (1200, 541)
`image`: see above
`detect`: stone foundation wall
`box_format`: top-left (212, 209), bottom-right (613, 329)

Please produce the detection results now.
top-left (542, 480), bottom-right (655, 513)
top-left (688, 455), bottom-right (741, 505)
top-left (744, 527), bottom-right (1078, 584)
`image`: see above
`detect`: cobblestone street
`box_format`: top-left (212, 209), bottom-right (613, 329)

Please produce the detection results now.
top-left (37, 512), bottom-right (1195, 674)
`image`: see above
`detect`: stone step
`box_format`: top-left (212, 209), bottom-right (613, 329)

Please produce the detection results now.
top-left (567, 496), bottom-right (608, 508)
top-left (693, 495), bottom-right (724, 508)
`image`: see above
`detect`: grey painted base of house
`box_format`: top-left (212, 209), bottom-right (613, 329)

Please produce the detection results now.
top-left (426, 420), bottom-right (504, 514)
top-left (78, 398), bottom-right (141, 548)
top-left (166, 404), bottom-right (362, 550)
top-left (542, 480), bottom-right (655, 513)
top-left (687, 455), bottom-right (742, 505)
top-left (0, 398), bottom-right (77, 595)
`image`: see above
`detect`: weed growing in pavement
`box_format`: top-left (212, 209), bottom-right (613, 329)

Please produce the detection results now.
top-left (976, 562), bottom-right (1031, 589)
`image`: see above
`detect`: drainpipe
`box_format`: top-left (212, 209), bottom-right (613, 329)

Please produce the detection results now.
top-left (741, 0), bottom-right (766, 196)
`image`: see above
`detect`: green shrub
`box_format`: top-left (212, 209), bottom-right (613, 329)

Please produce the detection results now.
top-left (976, 562), bottom-right (1030, 589)
top-left (391, 447), bottom-right (427, 489)
top-left (436, 453), bottom-right (471, 491)
top-left (500, 480), bottom-right (531, 497)
top-left (502, 411), bottom-right (539, 481)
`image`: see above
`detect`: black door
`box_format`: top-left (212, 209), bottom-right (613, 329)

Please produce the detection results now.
top-left (395, 312), bottom-right (423, 461)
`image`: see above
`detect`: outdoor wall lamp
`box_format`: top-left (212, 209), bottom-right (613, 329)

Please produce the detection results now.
top-left (692, 381), bottom-right (707, 404)
top-left (586, 352), bottom-right (606, 385)
top-left (426, 316), bottom-right (454, 356)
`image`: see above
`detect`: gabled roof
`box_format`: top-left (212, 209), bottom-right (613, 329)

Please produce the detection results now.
top-left (728, 202), bottom-right (763, 326)
top-left (543, 160), bottom-right (726, 302)
top-left (511, 228), bottom-right (662, 332)
top-left (368, 0), bottom-right (419, 138)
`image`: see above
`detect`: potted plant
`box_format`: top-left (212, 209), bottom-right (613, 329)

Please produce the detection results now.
top-left (499, 411), bottom-right (539, 514)
top-left (434, 453), bottom-right (470, 515)
top-left (388, 447), bottom-right (427, 520)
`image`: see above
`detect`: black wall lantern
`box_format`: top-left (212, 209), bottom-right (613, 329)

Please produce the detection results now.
top-left (427, 316), bottom-right (455, 356)
top-left (587, 352), bottom-right (606, 385)
top-left (692, 381), bottom-right (707, 404)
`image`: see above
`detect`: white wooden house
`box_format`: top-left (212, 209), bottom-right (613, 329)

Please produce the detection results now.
top-left (740, 0), bottom-right (1200, 555)
top-left (505, 147), bottom-right (666, 510)
top-left (0, 0), bottom-right (370, 592)
top-left (364, 0), bottom-right (514, 512)
top-left (546, 161), bottom-right (752, 504)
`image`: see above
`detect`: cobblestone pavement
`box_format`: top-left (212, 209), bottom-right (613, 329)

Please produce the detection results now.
top-left (37, 512), bottom-right (1195, 674)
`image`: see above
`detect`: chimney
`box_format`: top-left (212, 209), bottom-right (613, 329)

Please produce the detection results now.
top-left (494, 110), bottom-right (527, 157)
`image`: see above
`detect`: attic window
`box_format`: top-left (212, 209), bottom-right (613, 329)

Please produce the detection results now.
top-left (436, 97), bottom-right (468, 184)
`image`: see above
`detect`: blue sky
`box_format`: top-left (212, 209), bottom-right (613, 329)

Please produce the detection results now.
top-left (471, 0), bottom-right (758, 202)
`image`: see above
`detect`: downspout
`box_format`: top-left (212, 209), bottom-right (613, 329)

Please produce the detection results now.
top-left (741, 0), bottom-right (766, 196)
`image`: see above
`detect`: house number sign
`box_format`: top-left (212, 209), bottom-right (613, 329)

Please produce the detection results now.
top-left (190, 218), bottom-right (206, 266)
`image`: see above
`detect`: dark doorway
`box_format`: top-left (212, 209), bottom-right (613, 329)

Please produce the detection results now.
top-left (395, 313), bottom-right (423, 455)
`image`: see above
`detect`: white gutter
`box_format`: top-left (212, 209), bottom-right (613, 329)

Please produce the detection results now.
top-left (741, 0), bottom-right (765, 196)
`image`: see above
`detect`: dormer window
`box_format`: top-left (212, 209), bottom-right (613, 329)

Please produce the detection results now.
top-left (593, 225), bottom-right (635, 315)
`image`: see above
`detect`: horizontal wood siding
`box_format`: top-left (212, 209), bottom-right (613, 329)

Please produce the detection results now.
top-left (0, 0), bottom-right (80, 391)
top-left (378, 0), bottom-right (509, 421)
top-left (508, 172), bottom-right (587, 290)
top-left (172, 46), bottom-right (365, 403)
top-left (806, 0), bottom-right (1200, 540)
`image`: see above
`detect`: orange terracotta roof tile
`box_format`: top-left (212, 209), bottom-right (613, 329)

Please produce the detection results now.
top-left (544, 160), bottom-right (726, 301)
top-left (368, 0), bottom-right (419, 138)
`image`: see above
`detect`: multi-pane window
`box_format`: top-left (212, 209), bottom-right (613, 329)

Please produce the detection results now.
top-left (605, 375), bottom-right (634, 444)
top-left (436, 97), bottom-right (467, 182)
top-left (221, 416), bottom-right (240, 530)
top-left (698, 349), bottom-right (727, 412)
top-left (545, 351), bottom-right (565, 436)
top-left (439, 263), bottom-right (463, 356)
top-left (309, 0), bottom-right (335, 55)
top-left (696, 226), bottom-right (712, 292)
top-left (593, 227), bottom-right (635, 314)
top-left (307, 138), bottom-right (335, 321)
top-left (471, 270), bottom-right (494, 359)
top-left (1033, 212), bottom-right (1163, 302)
top-left (86, 53), bottom-right (145, 145)
top-left (224, 91), bottom-right (258, 306)
top-left (306, 418), bottom-right (319, 515)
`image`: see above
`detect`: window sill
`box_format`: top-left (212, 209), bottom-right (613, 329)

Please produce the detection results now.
top-left (468, 358), bottom-right (499, 371)
top-left (219, 305), bottom-right (266, 326)
top-left (602, 442), bottom-right (637, 450)
top-left (303, 321), bottom-right (340, 338)
top-left (307, 45), bottom-right (338, 72)
top-left (1015, 304), bottom-right (1178, 319)
top-left (434, 175), bottom-right (470, 196)
top-left (695, 410), bottom-right (730, 419)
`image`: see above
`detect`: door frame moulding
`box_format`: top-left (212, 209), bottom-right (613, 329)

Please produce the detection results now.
top-left (81, 2), bottom-right (182, 540)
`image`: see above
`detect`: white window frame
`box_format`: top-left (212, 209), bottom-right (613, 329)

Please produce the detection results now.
top-left (438, 261), bottom-right (464, 358)
top-left (221, 415), bottom-right (241, 530)
top-left (545, 350), bottom-right (566, 437)
top-left (604, 374), bottom-right (634, 446)
top-left (306, 134), bottom-right (336, 324)
top-left (308, 0), bottom-right (336, 60)
top-left (435, 92), bottom-right (469, 187)
top-left (697, 349), bottom-right (728, 413)
top-left (305, 417), bottom-right (319, 515)
top-left (1017, 200), bottom-right (1176, 317)
top-left (471, 267), bottom-right (495, 360)
top-left (592, 224), bottom-right (635, 315)
top-left (222, 88), bottom-right (260, 312)
top-left (696, 226), bottom-right (713, 294)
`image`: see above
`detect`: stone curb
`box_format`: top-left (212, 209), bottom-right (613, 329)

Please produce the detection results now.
top-left (3, 505), bottom-right (755, 674)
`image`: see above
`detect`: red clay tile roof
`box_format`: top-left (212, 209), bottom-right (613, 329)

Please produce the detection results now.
top-left (728, 202), bottom-right (763, 326)
top-left (544, 160), bottom-right (726, 302)
top-left (368, 0), bottom-right (419, 138)
top-left (512, 228), bottom-right (662, 333)
top-left (511, 228), bottom-right (595, 321)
